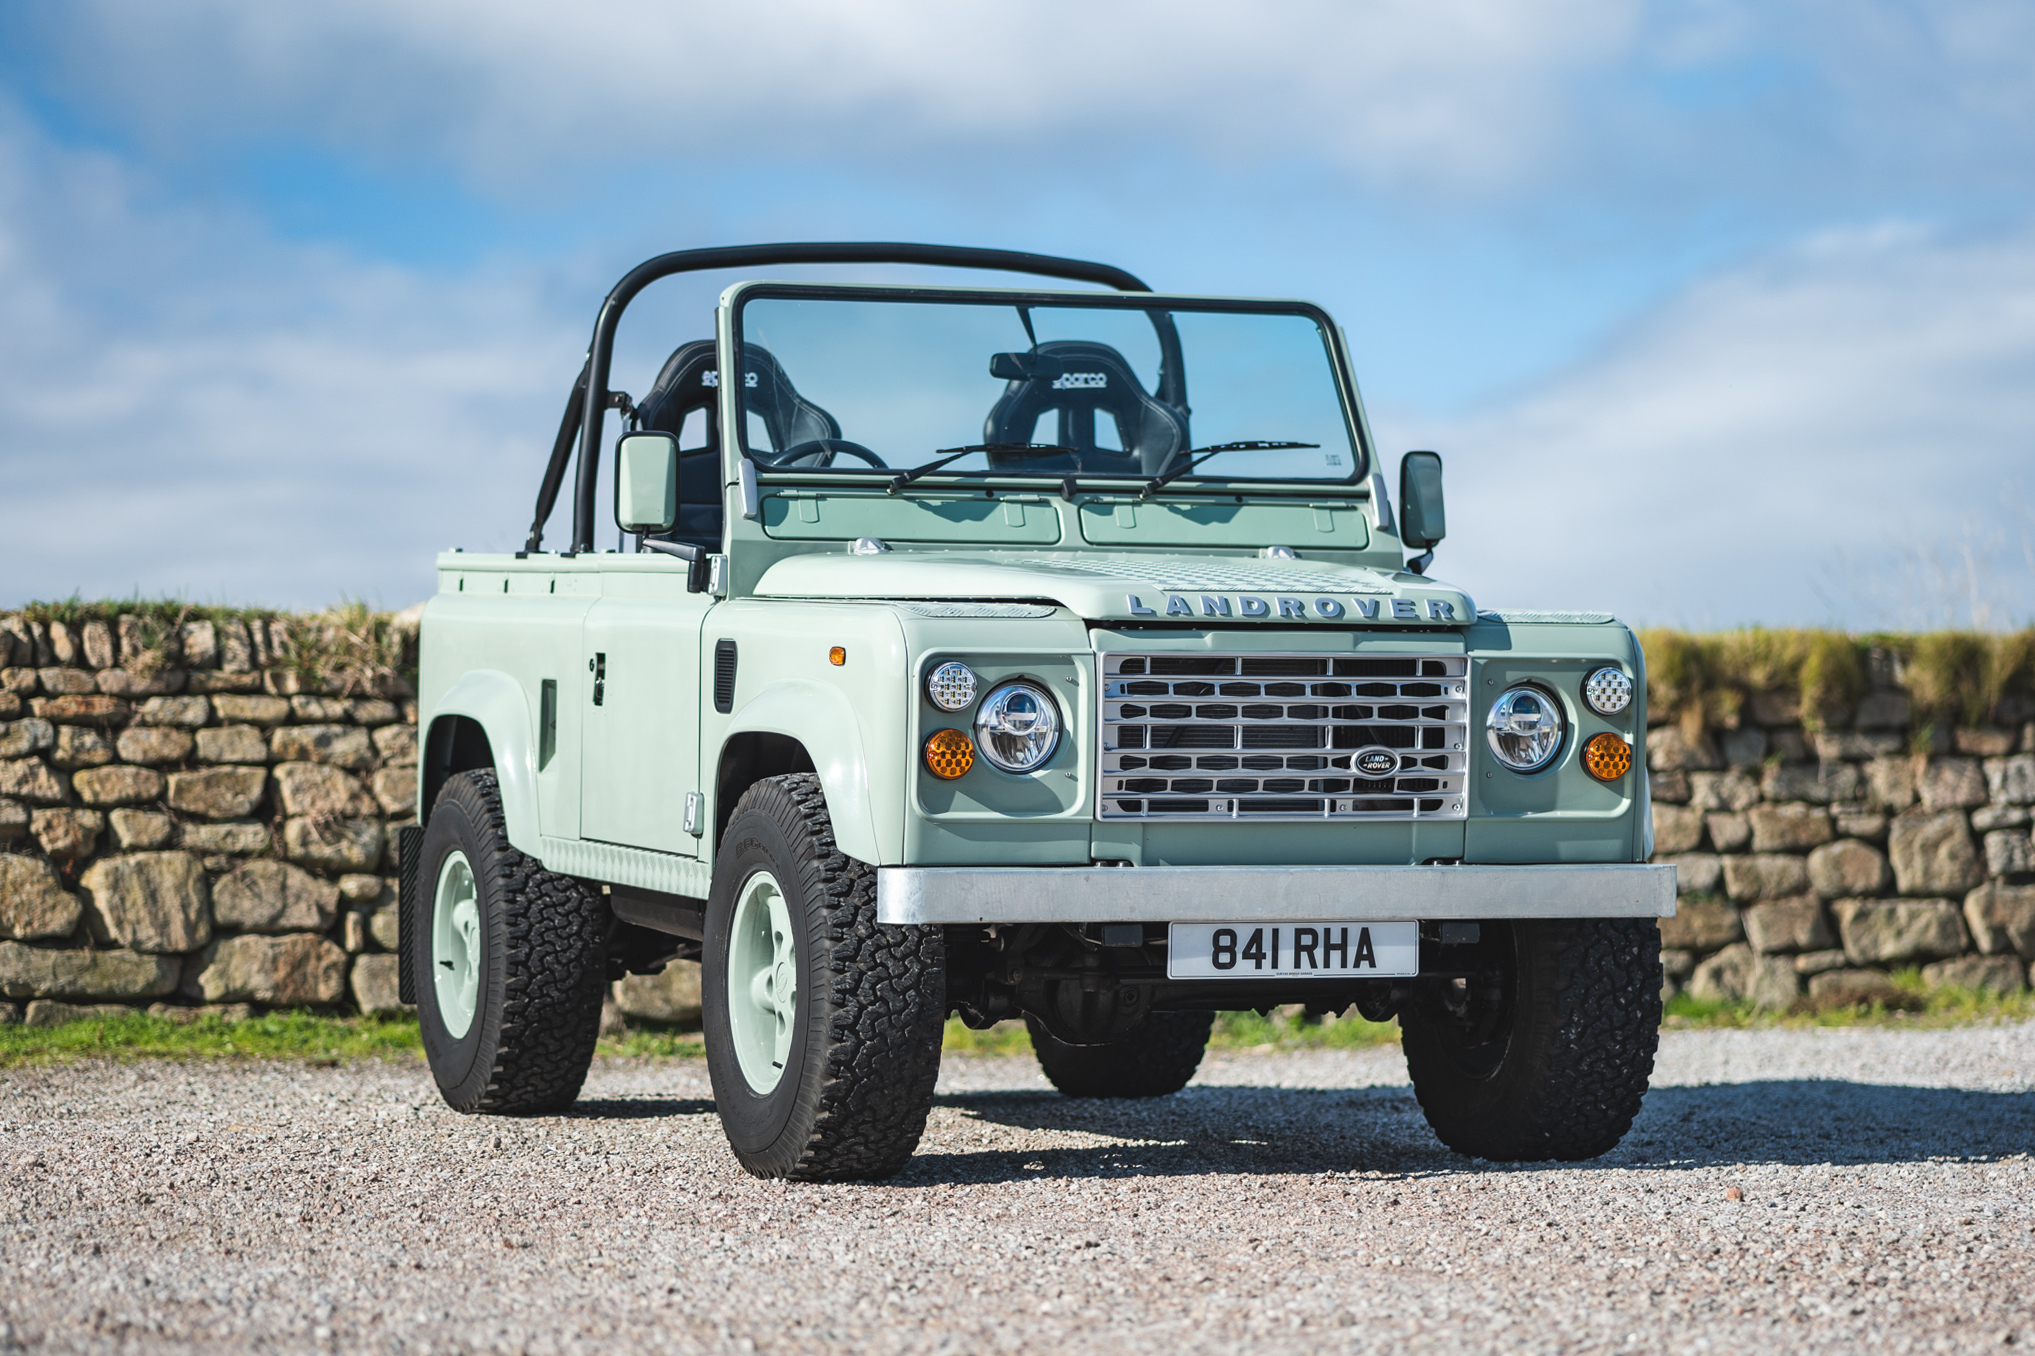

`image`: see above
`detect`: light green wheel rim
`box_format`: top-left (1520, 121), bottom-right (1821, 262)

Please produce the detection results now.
top-left (727, 869), bottom-right (797, 1095)
top-left (432, 850), bottom-right (482, 1040)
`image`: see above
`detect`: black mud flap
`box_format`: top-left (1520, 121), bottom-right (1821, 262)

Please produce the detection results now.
top-left (397, 825), bottom-right (424, 1005)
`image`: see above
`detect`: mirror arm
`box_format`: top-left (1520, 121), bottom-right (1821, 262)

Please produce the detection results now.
top-left (639, 538), bottom-right (711, 593)
top-left (1406, 549), bottom-right (1434, 576)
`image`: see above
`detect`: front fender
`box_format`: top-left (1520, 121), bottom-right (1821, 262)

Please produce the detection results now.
top-left (424, 669), bottom-right (541, 857)
top-left (725, 679), bottom-right (884, 865)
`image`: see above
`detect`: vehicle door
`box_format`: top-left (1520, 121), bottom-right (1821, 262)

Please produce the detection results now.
top-left (579, 558), bottom-right (711, 854)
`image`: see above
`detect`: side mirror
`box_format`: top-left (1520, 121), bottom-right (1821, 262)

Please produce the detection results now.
top-left (615, 432), bottom-right (679, 535)
top-left (1398, 450), bottom-right (1446, 550)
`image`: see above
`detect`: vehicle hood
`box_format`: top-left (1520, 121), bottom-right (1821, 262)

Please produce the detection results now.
top-left (752, 551), bottom-right (1476, 628)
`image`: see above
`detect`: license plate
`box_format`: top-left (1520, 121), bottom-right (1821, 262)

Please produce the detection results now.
top-left (1165, 921), bottom-right (1419, 980)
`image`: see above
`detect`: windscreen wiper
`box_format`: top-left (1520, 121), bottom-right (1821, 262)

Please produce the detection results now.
top-left (1138, 441), bottom-right (1320, 500)
top-left (886, 443), bottom-right (1079, 494)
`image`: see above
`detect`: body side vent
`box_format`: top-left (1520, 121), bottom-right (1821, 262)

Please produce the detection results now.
top-left (713, 639), bottom-right (738, 714)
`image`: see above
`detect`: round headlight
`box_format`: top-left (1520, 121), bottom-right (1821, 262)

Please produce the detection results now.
top-left (1486, 685), bottom-right (1564, 772)
top-left (1583, 666), bottom-right (1633, 717)
top-left (973, 681), bottom-right (1061, 772)
top-left (925, 661), bottom-right (978, 712)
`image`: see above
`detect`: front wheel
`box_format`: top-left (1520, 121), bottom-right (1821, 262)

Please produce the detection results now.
top-left (1400, 918), bottom-right (1661, 1162)
top-left (702, 775), bottom-right (946, 1181)
top-left (1027, 1010), bottom-right (1214, 1098)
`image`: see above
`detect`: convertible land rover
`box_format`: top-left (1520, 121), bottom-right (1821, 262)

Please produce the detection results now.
top-left (401, 243), bottom-right (1670, 1181)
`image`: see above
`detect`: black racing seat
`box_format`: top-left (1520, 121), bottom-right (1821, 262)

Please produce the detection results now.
top-left (981, 340), bottom-right (1189, 476)
top-left (633, 340), bottom-right (723, 551)
top-left (632, 341), bottom-right (847, 551)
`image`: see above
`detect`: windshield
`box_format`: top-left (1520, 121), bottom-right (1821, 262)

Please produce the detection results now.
top-left (730, 289), bottom-right (1362, 484)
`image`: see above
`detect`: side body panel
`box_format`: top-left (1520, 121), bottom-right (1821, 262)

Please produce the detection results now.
top-left (426, 668), bottom-right (543, 847)
top-left (417, 556), bottom-right (600, 845)
top-left (702, 600), bottom-right (912, 867)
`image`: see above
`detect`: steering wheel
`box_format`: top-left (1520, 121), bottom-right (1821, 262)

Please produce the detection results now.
top-left (770, 439), bottom-right (887, 469)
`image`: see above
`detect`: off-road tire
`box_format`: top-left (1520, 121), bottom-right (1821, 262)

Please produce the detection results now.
top-left (703, 774), bottom-right (946, 1181)
top-left (412, 770), bottom-right (608, 1114)
top-left (1027, 1010), bottom-right (1215, 1098)
top-left (1401, 918), bottom-right (1661, 1162)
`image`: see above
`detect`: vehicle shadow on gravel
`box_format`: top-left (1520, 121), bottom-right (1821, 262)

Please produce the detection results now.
top-left (903, 1080), bottom-right (2034, 1184)
top-left (910, 1086), bottom-right (1453, 1182)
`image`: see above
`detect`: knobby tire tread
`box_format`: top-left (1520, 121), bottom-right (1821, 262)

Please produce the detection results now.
top-left (1405, 918), bottom-right (1661, 1162)
top-left (752, 774), bottom-right (945, 1182)
top-left (443, 770), bottom-right (607, 1115)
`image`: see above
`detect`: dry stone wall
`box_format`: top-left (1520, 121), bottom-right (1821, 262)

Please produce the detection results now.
top-left (1649, 671), bottom-right (2035, 1009)
top-left (0, 611), bottom-right (416, 1026)
top-left (5, 607), bottom-right (2030, 1027)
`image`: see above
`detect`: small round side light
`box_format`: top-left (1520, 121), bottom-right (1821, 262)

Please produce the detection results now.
top-left (828, 646), bottom-right (847, 666)
top-left (924, 728), bottom-right (974, 779)
top-left (1583, 666), bottom-right (1633, 716)
top-left (925, 661), bottom-right (978, 712)
top-left (1582, 732), bottom-right (1633, 782)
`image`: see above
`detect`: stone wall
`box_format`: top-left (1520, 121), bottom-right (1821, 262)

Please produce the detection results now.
top-left (1649, 675), bottom-right (2035, 1008)
top-left (6, 607), bottom-right (2032, 1027)
top-left (0, 610), bottom-right (417, 1026)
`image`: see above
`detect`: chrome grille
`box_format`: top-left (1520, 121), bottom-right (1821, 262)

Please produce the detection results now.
top-left (1098, 652), bottom-right (1469, 821)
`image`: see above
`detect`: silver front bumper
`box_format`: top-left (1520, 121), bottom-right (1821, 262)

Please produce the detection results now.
top-left (876, 863), bottom-right (1676, 925)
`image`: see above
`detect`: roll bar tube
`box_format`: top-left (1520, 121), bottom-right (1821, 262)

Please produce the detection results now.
top-left (527, 242), bottom-right (1156, 555)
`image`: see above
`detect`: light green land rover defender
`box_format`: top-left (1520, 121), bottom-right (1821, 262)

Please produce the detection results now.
top-left (402, 243), bottom-right (1672, 1181)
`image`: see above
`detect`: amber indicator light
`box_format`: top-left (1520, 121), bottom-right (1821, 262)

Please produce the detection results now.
top-left (923, 728), bottom-right (974, 779)
top-left (828, 646), bottom-right (846, 666)
top-left (1582, 732), bottom-right (1633, 782)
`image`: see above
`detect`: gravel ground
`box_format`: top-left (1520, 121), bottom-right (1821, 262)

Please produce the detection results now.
top-left (2, 1023), bottom-right (2032, 1355)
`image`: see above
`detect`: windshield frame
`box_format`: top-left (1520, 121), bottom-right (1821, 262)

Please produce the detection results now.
top-left (723, 281), bottom-right (1371, 491)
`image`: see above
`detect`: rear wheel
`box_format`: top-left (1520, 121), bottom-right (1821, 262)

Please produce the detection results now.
top-left (1400, 918), bottom-right (1661, 1161)
top-left (702, 774), bottom-right (946, 1181)
top-left (1027, 1010), bottom-right (1214, 1098)
top-left (411, 770), bottom-right (608, 1114)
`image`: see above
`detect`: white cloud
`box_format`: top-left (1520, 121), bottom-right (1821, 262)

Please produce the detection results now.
top-left (1384, 221), bottom-right (2035, 629)
top-left (0, 107), bottom-right (581, 609)
top-left (33, 0), bottom-right (2035, 214)
top-left (45, 0), bottom-right (1636, 194)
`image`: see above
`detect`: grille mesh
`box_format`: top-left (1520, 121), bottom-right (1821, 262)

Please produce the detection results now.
top-left (1098, 652), bottom-right (1469, 821)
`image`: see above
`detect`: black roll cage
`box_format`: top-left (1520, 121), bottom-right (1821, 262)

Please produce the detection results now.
top-left (524, 242), bottom-right (1160, 555)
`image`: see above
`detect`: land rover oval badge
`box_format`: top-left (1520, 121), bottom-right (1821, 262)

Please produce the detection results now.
top-left (1354, 747), bottom-right (1400, 776)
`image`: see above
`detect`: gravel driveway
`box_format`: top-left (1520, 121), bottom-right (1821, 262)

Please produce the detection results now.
top-left (3, 1023), bottom-right (2032, 1355)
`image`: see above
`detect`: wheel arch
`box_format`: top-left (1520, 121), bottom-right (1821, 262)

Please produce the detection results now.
top-left (715, 678), bottom-right (884, 864)
top-left (421, 669), bottom-right (541, 854)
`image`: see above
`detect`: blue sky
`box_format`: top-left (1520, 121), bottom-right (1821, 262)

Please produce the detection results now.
top-left (2, 0), bottom-right (2032, 627)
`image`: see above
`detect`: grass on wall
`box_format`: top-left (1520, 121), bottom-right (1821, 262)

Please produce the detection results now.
top-left (1637, 626), bottom-right (2035, 736)
top-left (9, 595), bottom-right (417, 692)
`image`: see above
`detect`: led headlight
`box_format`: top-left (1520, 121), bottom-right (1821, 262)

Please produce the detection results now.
top-left (973, 681), bottom-right (1061, 772)
top-left (1583, 666), bottom-right (1633, 717)
top-left (1486, 685), bottom-right (1564, 772)
top-left (925, 661), bottom-right (978, 712)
